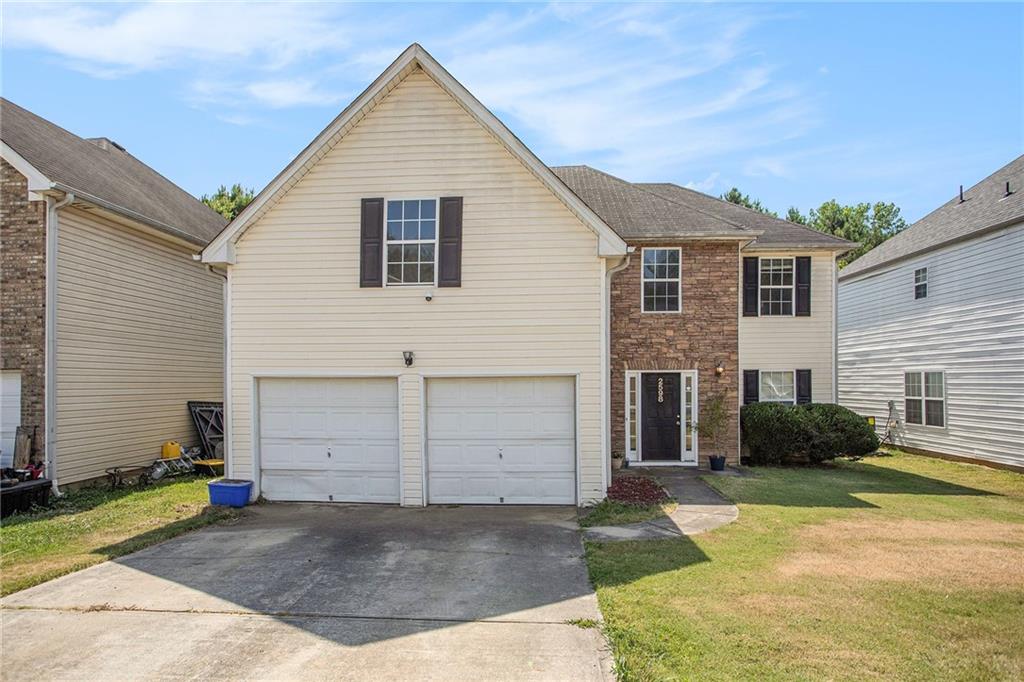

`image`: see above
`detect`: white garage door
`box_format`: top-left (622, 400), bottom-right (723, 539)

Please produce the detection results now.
top-left (426, 377), bottom-right (576, 505)
top-left (258, 378), bottom-right (400, 503)
top-left (1, 371), bottom-right (22, 467)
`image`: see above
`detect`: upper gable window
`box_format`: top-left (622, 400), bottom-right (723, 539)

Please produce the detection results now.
top-left (759, 257), bottom-right (794, 316)
top-left (386, 199), bottom-right (437, 286)
top-left (642, 248), bottom-right (681, 313)
top-left (914, 267), bottom-right (928, 299)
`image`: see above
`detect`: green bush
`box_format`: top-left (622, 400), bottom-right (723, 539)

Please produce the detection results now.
top-left (741, 402), bottom-right (879, 465)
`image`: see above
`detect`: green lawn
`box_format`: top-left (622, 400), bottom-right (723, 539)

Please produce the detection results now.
top-left (1, 477), bottom-right (241, 596)
top-left (586, 453), bottom-right (1024, 681)
top-left (579, 499), bottom-right (678, 528)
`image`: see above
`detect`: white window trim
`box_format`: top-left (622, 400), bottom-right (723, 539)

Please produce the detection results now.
top-left (759, 369), bottom-right (796, 404)
top-left (903, 369), bottom-right (946, 429)
top-left (757, 256), bottom-right (796, 317)
top-left (640, 247), bottom-right (682, 314)
top-left (914, 267), bottom-right (928, 300)
top-left (383, 197), bottom-right (439, 288)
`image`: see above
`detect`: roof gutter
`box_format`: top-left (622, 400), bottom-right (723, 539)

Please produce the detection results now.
top-left (838, 215), bottom-right (1022, 282)
top-left (48, 182), bottom-right (209, 248)
top-left (44, 191), bottom-right (75, 494)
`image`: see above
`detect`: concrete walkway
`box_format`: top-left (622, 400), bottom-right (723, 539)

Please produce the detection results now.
top-left (584, 468), bottom-right (740, 541)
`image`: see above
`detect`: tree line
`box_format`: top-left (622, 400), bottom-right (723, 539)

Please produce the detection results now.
top-left (719, 188), bottom-right (908, 267)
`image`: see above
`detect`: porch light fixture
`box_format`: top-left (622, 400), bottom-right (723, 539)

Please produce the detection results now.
top-left (403, 351), bottom-right (415, 367)
top-left (715, 362), bottom-right (725, 376)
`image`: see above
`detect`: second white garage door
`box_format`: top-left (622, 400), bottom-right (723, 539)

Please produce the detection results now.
top-left (258, 378), bottom-right (400, 503)
top-left (426, 377), bottom-right (576, 505)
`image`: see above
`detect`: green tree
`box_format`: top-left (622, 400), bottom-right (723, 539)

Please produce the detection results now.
top-left (720, 187), bottom-right (778, 217)
top-left (786, 206), bottom-right (807, 224)
top-left (807, 200), bottom-right (907, 267)
top-left (202, 184), bottom-right (255, 221)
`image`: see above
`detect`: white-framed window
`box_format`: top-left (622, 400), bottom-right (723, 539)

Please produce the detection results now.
top-left (385, 198), bottom-right (437, 286)
top-left (904, 370), bottom-right (944, 427)
top-left (760, 370), bottom-right (795, 404)
top-left (914, 267), bottom-right (928, 299)
top-left (759, 257), bottom-right (794, 316)
top-left (627, 374), bottom-right (638, 456)
top-left (641, 248), bottom-right (681, 312)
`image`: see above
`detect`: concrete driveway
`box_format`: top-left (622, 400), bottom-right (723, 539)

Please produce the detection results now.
top-left (1, 505), bottom-right (611, 681)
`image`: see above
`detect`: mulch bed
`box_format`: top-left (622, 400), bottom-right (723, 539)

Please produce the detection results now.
top-left (607, 474), bottom-right (669, 506)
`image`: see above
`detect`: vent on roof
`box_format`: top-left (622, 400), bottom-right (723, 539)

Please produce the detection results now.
top-left (1005, 181), bottom-right (1014, 198)
top-left (87, 137), bottom-right (126, 152)
top-left (958, 184), bottom-right (965, 203)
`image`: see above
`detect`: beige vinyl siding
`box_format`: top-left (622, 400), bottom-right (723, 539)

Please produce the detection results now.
top-left (55, 207), bottom-right (223, 483)
top-left (228, 68), bottom-right (605, 505)
top-left (838, 223), bottom-right (1024, 468)
top-left (740, 251), bottom-right (837, 402)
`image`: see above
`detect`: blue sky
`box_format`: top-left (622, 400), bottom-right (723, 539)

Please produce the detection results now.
top-left (2, 2), bottom-right (1021, 222)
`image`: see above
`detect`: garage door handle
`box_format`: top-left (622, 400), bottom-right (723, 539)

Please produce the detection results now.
top-left (498, 448), bottom-right (503, 459)
top-left (327, 447), bottom-right (332, 458)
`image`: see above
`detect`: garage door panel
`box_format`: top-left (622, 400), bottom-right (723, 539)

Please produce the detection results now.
top-left (429, 474), bottom-right (500, 504)
top-left (259, 378), bottom-right (399, 503)
top-left (426, 377), bottom-right (576, 505)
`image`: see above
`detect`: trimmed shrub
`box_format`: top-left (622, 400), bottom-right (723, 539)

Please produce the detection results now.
top-left (801, 403), bottom-right (880, 461)
top-left (741, 402), bottom-right (879, 465)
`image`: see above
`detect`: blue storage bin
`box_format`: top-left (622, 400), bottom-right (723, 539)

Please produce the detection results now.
top-left (208, 479), bottom-right (253, 507)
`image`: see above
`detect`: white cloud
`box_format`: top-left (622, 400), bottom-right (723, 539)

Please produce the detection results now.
top-left (244, 80), bottom-right (342, 109)
top-left (685, 172), bottom-right (722, 194)
top-left (1, 2), bottom-right (350, 75)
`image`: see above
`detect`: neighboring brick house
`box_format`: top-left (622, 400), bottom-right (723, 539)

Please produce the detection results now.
top-left (555, 166), bottom-right (853, 466)
top-left (0, 99), bottom-right (226, 486)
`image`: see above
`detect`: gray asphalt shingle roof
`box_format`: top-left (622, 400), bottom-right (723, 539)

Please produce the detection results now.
top-left (552, 165), bottom-right (853, 250)
top-left (638, 182), bottom-right (854, 250)
top-left (1, 98), bottom-right (225, 246)
top-left (840, 154), bottom-right (1024, 280)
top-left (551, 166), bottom-right (754, 239)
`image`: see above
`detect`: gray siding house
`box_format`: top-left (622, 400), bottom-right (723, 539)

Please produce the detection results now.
top-left (838, 155), bottom-right (1024, 470)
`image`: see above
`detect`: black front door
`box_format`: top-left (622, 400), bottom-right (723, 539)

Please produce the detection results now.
top-left (641, 373), bottom-right (681, 461)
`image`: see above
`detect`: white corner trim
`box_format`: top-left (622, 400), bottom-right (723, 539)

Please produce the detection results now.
top-left (2, 141), bottom-right (53, 200)
top-left (201, 43), bottom-right (627, 264)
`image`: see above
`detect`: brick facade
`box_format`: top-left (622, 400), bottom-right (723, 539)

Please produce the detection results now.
top-left (610, 241), bottom-right (740, 464)
top-left (1, 159), bottom-right (47, 457)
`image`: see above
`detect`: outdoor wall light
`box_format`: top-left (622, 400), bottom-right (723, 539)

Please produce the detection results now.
top-left (715, 362), bottom-right (725, 376)
top-left (403, 351), bottom-right (415, 367)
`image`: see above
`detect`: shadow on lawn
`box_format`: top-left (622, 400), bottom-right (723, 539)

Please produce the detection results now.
top-left (725, 459), bottom-right (997, 509)
top-left (585, 533), bottom-right (711, 588)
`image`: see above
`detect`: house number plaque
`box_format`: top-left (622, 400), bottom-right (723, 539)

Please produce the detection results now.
top-left (657, 378), bottom-right (664, 403)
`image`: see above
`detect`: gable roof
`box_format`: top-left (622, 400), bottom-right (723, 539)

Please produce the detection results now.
top-left (551, 166), bottom-right (756, 240)
top-left (840, 154), bottom-right (1024, 280)
top-left (202, 44), bottom-right (627, 263)
top-left (637, 182), bottom-right (855, 250)
top-left (0, 98), bottom-right (225, 246)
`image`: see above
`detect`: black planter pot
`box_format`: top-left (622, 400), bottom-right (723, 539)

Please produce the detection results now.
top-left (709, 455), bottom-right (727, 472)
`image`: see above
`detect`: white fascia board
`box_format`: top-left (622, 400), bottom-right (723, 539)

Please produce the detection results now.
top-left (1, 141), bottom-right (53, 200)
top-left (202, 43), bottom-right (627, 263)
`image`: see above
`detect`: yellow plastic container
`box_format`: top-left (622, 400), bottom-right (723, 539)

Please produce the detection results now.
top-left (161, 441), bottom-right (182, 459)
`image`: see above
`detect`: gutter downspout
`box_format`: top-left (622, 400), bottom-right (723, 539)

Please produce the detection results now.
top-left (602, 249), bottom-right (633, 494)
top-left (198, 259), bottom-right (230, 479)
top-left (45, 192), bottom-right (74, 493)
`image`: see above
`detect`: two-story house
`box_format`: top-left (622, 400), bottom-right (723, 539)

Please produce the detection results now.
top-left (202, 44), bottom-right (853, 506)
top-left (839, 155), bottom-right (1023, 471)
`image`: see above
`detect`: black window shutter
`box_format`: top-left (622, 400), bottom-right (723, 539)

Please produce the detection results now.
top-left (796, 369), bottom-right (812, 404)
top-left (743, 370), bottom-right (760, 404)
top-left (742, 257), bottom-right (759, 316)
top-left (360, 198), bottom-right (384, 287)
top-left (795, 256), bottom-right (811, 316)
top-left (438, 196), bottom-right (463, 287)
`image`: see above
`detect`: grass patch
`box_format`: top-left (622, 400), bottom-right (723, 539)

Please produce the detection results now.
top-left (579, 499), bottom-right (678, 528)
top-left (566, 617), bottom-right (600, 629)
top-left (586, 452), bottom-right (1024, 681)
top-left (1, 477), bottom-right (241, 596)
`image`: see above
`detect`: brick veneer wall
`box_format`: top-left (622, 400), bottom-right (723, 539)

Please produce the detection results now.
top-left (1, 159), bottom-right (47, 456)
top-left (610, 241), bottom-right (740, 464)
